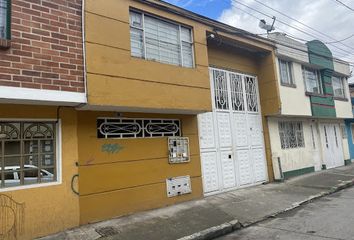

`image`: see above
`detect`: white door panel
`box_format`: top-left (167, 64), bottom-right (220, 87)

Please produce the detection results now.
top-left (198, 113), bottom-right (216, 149)
top-left (237, 149), bottom-right (253, 185)
top-left (252, 147), bottom-right (267, 182)
top-left (201, 152), bottom-right (219, 193)
top-left (216, 112), bottom-right (232, 148)
top-left (220, 151), bottom-right (236, 189)
top-left (233, 113), bottom-right (248, 147)
top-left (248, 114), bottom-right (263, 147)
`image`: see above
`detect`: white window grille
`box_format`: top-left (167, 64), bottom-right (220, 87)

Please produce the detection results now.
top-left (278, 121), bottom-right (305, 149)
top-left (332, 76), bottom-right (346, 98)
top-left (0, 122), bottom-right (57, 189)
top-left (302, 66), bottom-right (322, 94)
top-left (0, 0), bottom-right (8, 39)
top-left (278, 59), bottom-right (294, 85)
top-left (211, 68), bottom-right (259, 113)
top-left (229, 72), bottom-right (244, 111)
top-left (97, 118), bottom-right (181, 139)
top-left (245, 76), bottom-right (258, 112)
top-left (213, 69), bottom-right (229, 110)
top-left (129, 10), bottom-right (194, 68)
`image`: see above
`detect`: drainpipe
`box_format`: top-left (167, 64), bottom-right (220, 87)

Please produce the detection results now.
top-left (277, 157), bottom-right (284, 181)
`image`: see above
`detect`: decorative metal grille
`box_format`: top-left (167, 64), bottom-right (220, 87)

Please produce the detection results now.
top-left (229, 72), bottom-right (244, 111)
top-left (245, 76), bottom-right (258, 112)
top-left (0, 122), bottom-right (56, 189)
top-left (213, 69), bottom-right (229, 110)
top-left (97, 118), bottom-right (181, 139)
top-left (278, 122), bottom-right (305, 149)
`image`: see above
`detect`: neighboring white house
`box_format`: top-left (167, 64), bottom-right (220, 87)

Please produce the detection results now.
top-left (268, 32), bottom-right (352, 179)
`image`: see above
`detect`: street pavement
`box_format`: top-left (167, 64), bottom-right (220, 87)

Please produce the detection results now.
top-left (39, 164), bottom-right (354, 240)
top-left (218, 186), bottom-right (354, 240)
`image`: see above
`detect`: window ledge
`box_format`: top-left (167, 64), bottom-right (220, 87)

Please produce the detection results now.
top-left (333, 97), bottom-right (348, 102)
top-left (281, 83), bottom-right (297, 88)
top-left (0, 39), bottom-right (11, 49)
top-left (305, 92), bottom-right (324, 97)
top-left (0, 181), bottom-right (61, 193)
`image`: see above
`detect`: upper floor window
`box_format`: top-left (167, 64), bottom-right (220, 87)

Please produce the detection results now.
top-left (0, 122), bottom-right (57, 189)
top-left (302, 66), bottom-right (322, 94)
top-left (129, 10), bottom-right (194, 68)
top-left (0, 0), bottom-right (10, 39)
top-left (332, 75), bottom-right (346, 98)
top-left (278, 59), bottom-right (294, 86)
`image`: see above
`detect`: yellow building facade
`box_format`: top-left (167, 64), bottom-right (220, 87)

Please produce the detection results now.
top-left (0, 0), bottom-right (281, 239)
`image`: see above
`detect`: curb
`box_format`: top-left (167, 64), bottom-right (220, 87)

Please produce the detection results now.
top-left (178, 179), bottom-right (354, 240)
top-left (177, 220), bottom-right (242, 240)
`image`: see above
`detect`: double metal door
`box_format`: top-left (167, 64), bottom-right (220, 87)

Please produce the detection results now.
top-left (319, 123), bottom-right (344, 169)
top-left (198, 68), bottom-right (267, 195)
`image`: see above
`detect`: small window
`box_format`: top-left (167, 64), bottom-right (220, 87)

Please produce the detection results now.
top-left (129, 10), bottom-right (194, 68)
top-left (0, 122), bottom-right (57, 189)
top-left (278, 121), bottom-right (305, 149)
top-left (0, 0), bottom-right (10, 39)
top-left (278, 59), bottom-right (294, 86)
top-left (302, 66), bottom-right (322, 94)
top-left (332, 76), bottom-right (346, 98)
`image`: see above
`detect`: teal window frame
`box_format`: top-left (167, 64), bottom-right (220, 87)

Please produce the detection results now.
top-left (0, 0), bottom-right (11, 40)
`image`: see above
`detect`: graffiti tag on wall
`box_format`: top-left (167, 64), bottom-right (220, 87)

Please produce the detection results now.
top-left (101, 143), bottom-right (124, 154)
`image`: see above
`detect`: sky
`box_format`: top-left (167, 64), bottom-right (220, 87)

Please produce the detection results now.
top-left (164, 0), bottom-right (354, 82)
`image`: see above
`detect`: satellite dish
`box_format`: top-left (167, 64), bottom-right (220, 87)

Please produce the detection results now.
top-left (259, 17), bottom-right (276, 33)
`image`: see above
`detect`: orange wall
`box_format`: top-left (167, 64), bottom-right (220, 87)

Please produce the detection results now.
top-left (85, 0), bottom-right (211, 113)
top-left (77, 111), bottom-right (203, 224)
top-left (0, 105), bottom-right (80, 239)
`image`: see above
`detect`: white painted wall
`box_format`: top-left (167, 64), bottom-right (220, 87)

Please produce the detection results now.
top-left (268, 32), bottom-right (309, 63)
top-left (334, 59), bottom-right (351, 76)
top-left (268, 117), bottom-right (321, 180)
top-left (275, 58), bottom-right (312, 116)
top-left (334, 79), bottom-right (353, 118)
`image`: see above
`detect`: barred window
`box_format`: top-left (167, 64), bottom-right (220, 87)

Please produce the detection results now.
top-left (0, 122), bottom-right (57, 189)
top-left (129, 10), bottom-right (194, 68)
top-left (278, 122), bottom-right (305, 149)
top-left (0, 0), bottom-right (10, 39)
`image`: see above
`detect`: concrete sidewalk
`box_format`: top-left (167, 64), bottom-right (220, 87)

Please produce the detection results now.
top-left (40, 164), bottom-right (354, 240)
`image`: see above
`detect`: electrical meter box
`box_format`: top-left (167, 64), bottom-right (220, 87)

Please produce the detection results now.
top-left (168, 137), bottom-right (190, 164)
top-left (166, 176), bottom-right (192, 197)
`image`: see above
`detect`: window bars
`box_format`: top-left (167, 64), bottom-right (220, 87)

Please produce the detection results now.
top-left (212, 68), bottom-right (259, 113)
top-left (97, 118), bottom-right (181, 139)
top-left (0, 122), bottom-right (56, 189)
top-left (278, 121), bottom-right (305, 149)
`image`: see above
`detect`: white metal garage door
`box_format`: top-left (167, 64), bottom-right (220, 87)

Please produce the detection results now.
top-left (198, 68), bottom-right (268, 195)
top-left (319, 123), bottom-right (344, 169)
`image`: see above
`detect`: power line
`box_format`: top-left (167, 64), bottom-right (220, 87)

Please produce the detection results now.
top-left (225, 6), bottom-right (354, 66)
top-left (231, 0), bottom-right (354, 57)
top-left (325, 34), bottom-right (354, 44)
top-left (333, 0), bottom-right (354, 11)
top-left (251, 0), bottom-right (354, 51)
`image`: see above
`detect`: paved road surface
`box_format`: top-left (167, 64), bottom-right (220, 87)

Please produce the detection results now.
top-left (218, 186), bottom-right (354, 240)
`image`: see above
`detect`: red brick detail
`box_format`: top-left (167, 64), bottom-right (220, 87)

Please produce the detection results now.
top-left (0, 0), bottom-right (84, 93)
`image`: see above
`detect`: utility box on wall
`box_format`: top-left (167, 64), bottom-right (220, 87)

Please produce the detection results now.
top-left (168, 137), bottom-right (190, 164)
top-left (166, 176), bottom-right (192, 197)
